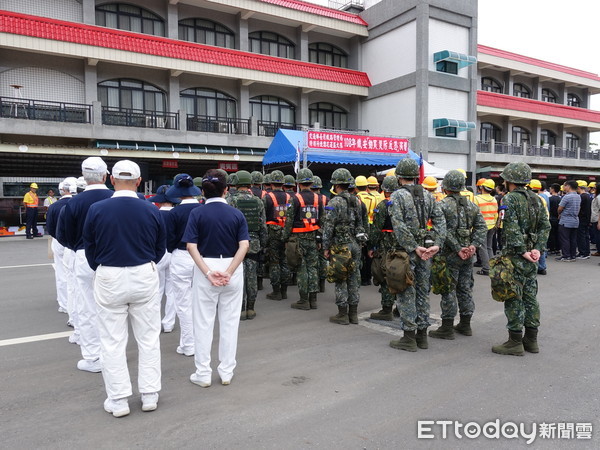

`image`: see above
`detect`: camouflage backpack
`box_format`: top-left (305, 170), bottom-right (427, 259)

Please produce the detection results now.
top-left (489, 255), bottom-right (522, 302)
top-left (326, 243), bottom-right (354, 283)
top-left (430, 255), bottom-right (455, 295)
top-left (370, 250), bottom-right (385, 286)
top-left (285, 235), bottom-right (301, 271)
top-left (384, 249), bottom-right (414, 294)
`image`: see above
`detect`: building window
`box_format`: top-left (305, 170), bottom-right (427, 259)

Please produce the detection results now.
top-left (481, 77), bottom-right (503, 93)
top-left (480, 122), bottom-right (501, 142)
top-left (250, 95), bottom-right (295, 124)
top-left (249, 31), bottom-right (295, 59)
top-left (512, 126), bottom-right (530, 145)
top-left (540, 129), bottom-right (557, 146)
top-left (308, 43), bottom-right (348, 68)
top-left (567, 93), bottom-right (581, 107)
top-left (436, 60), bottom-right (458, 75)
top-left (513, 83), bottom-right (531, 98)
top-left (180, 88), bottom-right (236, 118)
top-left (566, 132), bottom-right (580, 149)
top-left (541, 88), bottom-right (557, 103)
top-left (435, 127), bottom-right (457, 138)
top-left (96, 3), bottom-right (165, 36)
top-left (178, 18), bottom-right (235, 48)
top-left (98, 79), bottom-right (166, 112)
top-left (309, 102), bottom-right (348, 129)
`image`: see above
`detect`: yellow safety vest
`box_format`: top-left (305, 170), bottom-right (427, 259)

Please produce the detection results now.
top-left (474, 194), bottom-right (498, 230)
top-left (357, 191), bottom-right (378, 224)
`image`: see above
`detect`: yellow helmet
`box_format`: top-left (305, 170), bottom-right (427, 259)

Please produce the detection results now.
top-left (456, 168), bottom-right (467, 178)
top-left (386, 169), bottom-right (396, 177)
top-left (576, 180), bottom-right (588, 187)
top-left (589, 181), bottom-right (596, 188)
top-left (482, 179), bottom-right (495, 190)
top-left (528, 179), bottom-right (542, 190)
top-left (355, 175), bottom-right (368, 187)
top-left (30, 182), bottom-right (38, 189)
top-left (367, 176), bottom-right (379, 186)
top-left (476, 178), bottom-right (487, 186)
top-left (421, 176), bottom-right (438, 190)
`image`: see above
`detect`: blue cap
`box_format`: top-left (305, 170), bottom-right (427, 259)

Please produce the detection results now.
top-left (166, 173), bottom-right (201, 198)
top-left (148, 185), bottom-right (179, 204)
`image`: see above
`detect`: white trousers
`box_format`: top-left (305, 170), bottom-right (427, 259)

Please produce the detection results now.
top-left (51, 239), bottom-right (68, 310)
top-left (169, 249), bottom-right (195, 352)
top-left (192, 258), bottom-right (243, 383)
top-left (62, 249), bottom-right (79, 334)
top-left (94, 263), bottom-right (161, 400)
top-left (157, 252), bottom-right (176, 330)
top-left (74, 250), bottom-right (101, 361)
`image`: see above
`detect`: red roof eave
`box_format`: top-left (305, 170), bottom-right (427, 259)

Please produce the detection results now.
top-left (478, 45), bottom-right (600, 83)
top-left (0, 10), bottom-right (371, 88)
top-left (477, 90), bottom-right (600, 124)
top-left (258, 0), bottom-right (368, 26)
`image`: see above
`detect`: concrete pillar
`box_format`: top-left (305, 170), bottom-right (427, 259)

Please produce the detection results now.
top-left (467, 13), bottom-right (479, 184)
top-left (178, 110), bottom-right (186, 132)
top-left (582, 88), bottom-right (590, 109)
top-left (168, 75), bottom-right (180, 114)
top-left (167, 3), bottom-right (179, 40)
top-left (349, 96), bottom-right (361, 131)
top-left (532, 121), bottom-right (541, 147)
top-left (82, 0), bottom-right (95, 25)
top-left (238, 81), bottom-right (250, 119)
top-left (84, 62), bottom-right (98, 105)
top-left (558, 82), bottom-right (566, 105)
top-left (503, 71), bottom-right (512, 95)
top-left (250, 116), bottom-right (258, 136)
top-left (413, 2), bottom-right (430, 159)
top-left (501, 117), bottom-right (511, 143)
top-left (237, 14), bottom-right (249, 51)
top-left (92, 101), bottom-right (102, 126)
top-left (296, 26), bottom-right (308, 62)
top-left (532, 77), bottom-right (541, 100)
top-left (296, 88), bottom-right (308, 126)
top-left (557, 123), bottom-right (567, 148)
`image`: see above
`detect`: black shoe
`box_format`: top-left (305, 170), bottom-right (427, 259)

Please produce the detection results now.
top-left (26, 236), bottom-right (34, 239)
top-left (555, 257), bottom-right (573, 262)
top-left (473, 262), bottom-right (482, 268)
top-left (537, 269), bottom-right (547, 275)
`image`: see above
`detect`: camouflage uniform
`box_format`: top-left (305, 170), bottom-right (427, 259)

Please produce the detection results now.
top-left (227, 172), bottom-right (267, 319)
top-left (311, 176), bottom-right (329, 292)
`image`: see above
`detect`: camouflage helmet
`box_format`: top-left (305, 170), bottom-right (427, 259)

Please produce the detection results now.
top-left (330, 168), bottom-right (353, 185)
top-left (442, 170), bottom-right (466, 192)
top-left (395, 158), bottom-right (419, 178)
top-left (297, 168), bottom-right (314, 183)
top-left (381, 175), bottom-right (399, 193)
top-left (193, 176), bottom-right (203, 187)
top-left (500, 162), bottom-right (532, 185)
top-left (236, 170), bottom-right (252, 186)
top-left (284, 175), bottom-right (296, 186)
top-left (227, 173), bottom-right (238, 186)
top-left (251, 171), bottom-right (264, 185)
top-left (312, 175), bottom-right (323, 189)
top-left (270, 170), bottom-right (285, 184)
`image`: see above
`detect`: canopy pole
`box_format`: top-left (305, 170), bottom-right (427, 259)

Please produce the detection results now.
top-left (303, 148), bottom-right (308, 169)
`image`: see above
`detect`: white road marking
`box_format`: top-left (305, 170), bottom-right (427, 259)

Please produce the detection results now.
top-left (0, 263), bottom-right (54, 269)
top-left (0, 331), bottom-right (72, 347)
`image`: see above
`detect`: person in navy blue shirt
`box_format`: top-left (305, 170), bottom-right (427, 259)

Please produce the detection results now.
top-left (83, 160), bottom-right (165, 418)
top-left (183, 169), bottom-right (249, 388)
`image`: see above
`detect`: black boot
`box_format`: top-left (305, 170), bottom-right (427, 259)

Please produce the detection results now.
top-left (370, 305), bottom-right (393, 321)
top-left (429, 319), bottom-right (455, 340)
top-left (309, 292), bottom-right (317, 310)
top-left (246, 301), bottom-right (256, 320)
top-left (454, 315), bottom-right (472, 336)
top-left (492, 330), bottom-right (524, 356)
top-left (523, 327), bottom-right (539, 353)
top-left (266, 285), bottom-right (282, 300)
top-left (416, 328), bottom-right (428, 349)
top-left (280, 284), bottom-right (288, 300)
top-left (291, 296), bottom-right (310, 310)
top-left (390, 330), bottom-right (417, 352)
top-left (348, 304), bottom-right (358, 324)
top-left (257, 277), bottom-right (263, 291)
top-left (329, 305), bottom-right (349, 325)
top-left (319, 278), bottom-right (326, 293)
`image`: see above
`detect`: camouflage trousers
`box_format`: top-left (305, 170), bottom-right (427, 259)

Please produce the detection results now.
top-left (395, 252), bottom-right (431, 331)
top-left (439, 254), bottom-right (475, 320)
top-left (319, 250), bottom-right (328, 280)
top-left (296, 232), bottom-right (319, 300)
top-left (504, 256), bottom-right (540, 331)
top-left (267, 226), bottom-right (289, 287)
top-left (242, 257), bottom-right (258, 310)
top-left (378, 281), bottom-right (396, 308)
top-left (334, 241), bottom-right (361, 307)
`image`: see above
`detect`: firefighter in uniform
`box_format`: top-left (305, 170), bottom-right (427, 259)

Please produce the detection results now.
top-left (356, 176), bottom-right (377, 286)
top-left (283, 168), bottom-right (323, 310)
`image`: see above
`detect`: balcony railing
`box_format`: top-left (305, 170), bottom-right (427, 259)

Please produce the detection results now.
top-left (187, 115), bottom-right (250, 135)
top-left (0, 96), bottom-right (92, 123)
top-left (101, 107), bottom-right (179, 129)
top-left (257, 120), bottom-right (310, 137)
top-left (477, 141), bottom-right (583, 159)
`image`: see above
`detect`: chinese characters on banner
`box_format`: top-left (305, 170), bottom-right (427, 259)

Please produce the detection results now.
top-left (307, 131), bottom-right (409, 154)
top-left (218, 162), bottom-right (239, 172)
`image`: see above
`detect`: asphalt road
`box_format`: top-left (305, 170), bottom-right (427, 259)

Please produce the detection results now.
top-left (0, 236), bottom-right (598, 449)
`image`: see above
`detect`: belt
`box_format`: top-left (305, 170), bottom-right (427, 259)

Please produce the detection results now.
top-left (202, 254), bottom-right (234, 258)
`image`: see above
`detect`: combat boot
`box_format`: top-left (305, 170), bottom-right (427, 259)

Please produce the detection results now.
top-left (428, 319), bottom-right (455, 340)
top-left (416, 328), bottom-right (428, 349)
top-left (454, 315), bottom-right (472, 336)
top-left (266, 285), bottom-right (282, 301)
top-left (291, 297), bottom-right (310, 310)
top-left (492, 330), bottom-right (524, 356)
top-left (319, 278), bottom-right (326, 293)
top-left (389, 330), bottom-right (417, 352)
top-left (257, 277), bottom-right (263, 291)
top-left (240, 309), bottom-right (247, 321)
top-left (246, 301), bottom-right (256, 320)
top-left (369, 305), bottom-right (393, 321)
top-left (281, 284), bottom-right (288, 300)
top-left (522, 327), bottom-right (539, 353)
top-left (348, 304), bottom-right (358, 324)
top-left (309, 292), bottom-right (318, 309)
top-left (329, 305), bottom-right (349, 325)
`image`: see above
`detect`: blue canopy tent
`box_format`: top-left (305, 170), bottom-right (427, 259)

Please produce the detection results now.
top-left (263, 129), bottom-right (421, 167)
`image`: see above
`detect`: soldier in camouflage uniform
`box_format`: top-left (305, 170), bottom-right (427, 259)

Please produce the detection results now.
top-left (322, 168), bottom-right (367, 325)
top-left (225, 173), bottom-right (238, 201)
top-left (227, 170), bottom-right (267, 320)
top-left (250, 171), bottom-right (266, 290)
top-left (492, 162), bottom-right (550, 356)
top-left (263, 170), bottom-right (291, 301)
top-left (311, 175), bottom-right (329, 293)
top-left (429, 170), bottom-right (487, 340)
top-left (283, 168), bottom-right (323, 310)
top-left (263, 173), bottom-right (273, 193)
top-left (388, 158), bottom-right (446, 351)
top-left (367, 176), bottom-right (399, 320)
top-left (283, 175), bottom-right (296, 194)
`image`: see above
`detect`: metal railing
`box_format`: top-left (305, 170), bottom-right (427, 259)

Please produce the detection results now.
top-left (0, 96), bottom-right (92, 123)
top-left (101, 107), bottom-right (179, 129)
top-left (186, 115), bottom-right (250, 135)
top-left (477, 141), bottom-right (584, 159)
top-left (257, 121), bottom-right (311, 137)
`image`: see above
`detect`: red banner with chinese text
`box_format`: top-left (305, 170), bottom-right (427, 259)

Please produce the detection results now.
top-left (307, 131), bottom-right (408, 154)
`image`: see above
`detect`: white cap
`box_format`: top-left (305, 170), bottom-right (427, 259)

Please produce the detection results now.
top-left (62, 177), bottom-right (78, 194)
top-left (58, 182), bottom-right (64, 192)
top-left (81, 157), bottom-right (108, 174)
top-left (112, 160), bottom-right (141, 180)
top-left (76, 176), bottom-right (87, 190)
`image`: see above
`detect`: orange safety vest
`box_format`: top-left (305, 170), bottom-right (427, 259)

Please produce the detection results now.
top-left (24, 191), bottom-right (39, 207)
top-left (474, 194), bottom-right (498, 230)
top-left (266, 191), bottom-right (290, 227)
top-left (292, 192), bottom-right (320, 232)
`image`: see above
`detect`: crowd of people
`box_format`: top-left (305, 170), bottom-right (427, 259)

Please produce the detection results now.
top-left (40, 154), bottom-right (596, 417)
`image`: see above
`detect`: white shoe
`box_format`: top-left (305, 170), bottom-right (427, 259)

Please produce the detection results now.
top-left (68, 333), bottom-right (80, 345)
top-left (77, 358), bottom-right (102, 373)
top-left (141, 393), bottom-right (159, 412)
top-left (58, 306), bottom-right (68, 314)
top-left (162, 327), bottom-right (173, 333)
top-left (190, 373), bottom-right (211, 388)
top-left (104, 398), bottom-right (130, 418)
top-left (176, 346), bottom-right (194, 357)
top-left (221, 379), bottom-right (231, 386)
